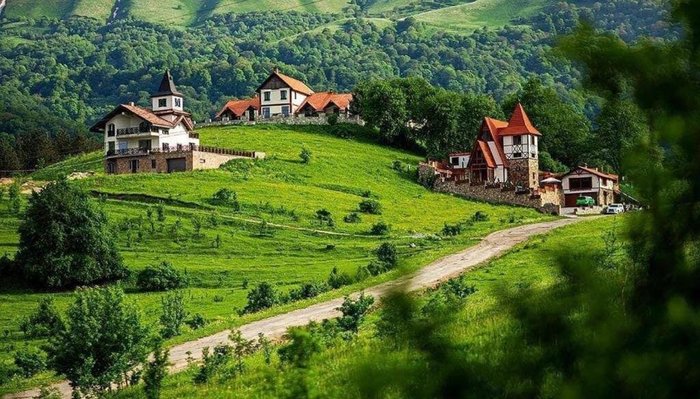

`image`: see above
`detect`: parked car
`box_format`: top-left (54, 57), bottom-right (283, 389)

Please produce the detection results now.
top-left (605, 203), bottom-right (625, 214)
top-left (576, 196), bottom-right (596, 207)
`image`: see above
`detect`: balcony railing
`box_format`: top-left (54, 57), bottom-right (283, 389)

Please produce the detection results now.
top-left (116, 126), bottom-right (162, 136)
top-left (106, 145), bottom-right (258, 159)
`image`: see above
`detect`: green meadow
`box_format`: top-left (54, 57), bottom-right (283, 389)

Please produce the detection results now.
top-left (0, 124), bottom-right (550, 394)
top-left (109, 215), bottom-right (624, 399)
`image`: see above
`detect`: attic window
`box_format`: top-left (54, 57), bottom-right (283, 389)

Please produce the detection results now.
top-left (158, 99), bottom-right (167, 108)
top-left (175, 98), bottom-right (182, 107)
top-left (451, 157), bottom-right (459, 165)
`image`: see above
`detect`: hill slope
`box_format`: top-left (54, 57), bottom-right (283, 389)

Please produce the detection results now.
top-left (0, 124), bottom-right (549, 395)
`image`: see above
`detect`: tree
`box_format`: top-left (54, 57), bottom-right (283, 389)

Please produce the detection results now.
top-left (242, 282), bottom-right (278, 313)
top-left (15, 180), bottom-right (127, 289)
top-left (47, 286), bottom-right (150, 396)
top-left (8, 181), bottom-right (21, 214)
top-left (143, 341), bottom-right (169, 399)
top-left (376, 242), bottom-right (398, 267)
top-left (160, 291), bottom-right (188, 339)
top-left (354, 80), bottom-right (409, 144)
top-left (137, 262), bottom-right (188, 292)
top-left (229, 330), bottom-right (255, 376)
top-left (278, 327), bottom-right (321, 368)
top-left (19, 298), bottom-right (65, 338)
top-left (337, 293), bottom-right (374, 334)
top-left (593, 99), bottom-right (648, 173)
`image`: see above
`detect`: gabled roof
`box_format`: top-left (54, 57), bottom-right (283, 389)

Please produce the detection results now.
top-left (151, 70), bottom-right (183, 98)
top-left (478, 117), bottom-right (509, 168)
top-left (498, 103), bottom-right (541, 136)
top-left (90, 104), bottom-right (176, 132)
top-left (216, 96), bottom-right (261, 118)
top-left (564, 165), bottom-right (619, 181)
top-left (297, 92), bottom-right (353, 113)
top-left (256, 69), bottom-right (314, 96)
top-left (476, 140), bottom-right (496, 168)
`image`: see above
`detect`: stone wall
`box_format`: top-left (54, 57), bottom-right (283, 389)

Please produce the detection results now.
top-left (192, 151), bottom-right (244, 170)
top-left (509, 158), bottom-right (539, 188)
top-left (200, 114), bottom-right (364, 128)
top-left (434, 180), bottom-right (561, 214)
top-left (105, 150), bottom-right (194, 174)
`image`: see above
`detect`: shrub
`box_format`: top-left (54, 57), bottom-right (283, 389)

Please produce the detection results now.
top-left (160, 291), bottom-right (188, 339)
top-left (185, 313), bottom-right (207, 330)
top-left (370, 222), bottom-right (390, 235)
top-left (358, 199), bottom-right (382, 214)
top-left (211, 188), bottom-right (240, 211)
top-left (376, 243), bottom-right (398, 267)
top-left (442, 223), bottom-right (462, 236)
top-left (366, 260), bottom-right (388, 276)
top-left (15, 180), bottom-right (127, 289)
top-left (193, 344), bottom-right (232, 384)
top-left (327, 267), bottom-right (353, 289)
top-left (337, 293), bottom-right (375, 334)
top-left (20, 298), bottom-right (65, 338)
top-left (278, 328), bottom-right (321, 369)
top-left (361, 190), bottom-right (372, 198)
top-left (289, 282), bottom-right (329, 301)
top-left (344, 212), bottom-right (361, 223)
top-left (14, 348), bottom-right (47, 378)
top-left (300, 146), bottom-right (312, 164)
top-left (143, 341), bottom-right (169, 399)
top-left (354, 265), bottom-right (371, 281)
top-left (136, 262), bottom-right (188, 292)
top-left (212, 295), bottom-right (224, 303)
top-left (442, 275), bottom-right (477, 299)
top-left (242, 282), bottom-right (278, 314)
top-left (471, 211), bottom-right (489, 222)
top-left (327, 113), bottom-right (339, 126)
top-left (315, 209), bottom-right (334, 226)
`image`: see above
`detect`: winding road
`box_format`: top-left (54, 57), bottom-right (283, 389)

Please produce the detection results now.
top-left (4, 217), bottom-right (586, 399)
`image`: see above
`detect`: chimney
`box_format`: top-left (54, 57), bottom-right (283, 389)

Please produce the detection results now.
top-left (129, 102), bottom-right (135, 106)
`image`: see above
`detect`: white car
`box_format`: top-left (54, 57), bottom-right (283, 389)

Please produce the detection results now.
top-left (605, 204), bottom-right (625, 214)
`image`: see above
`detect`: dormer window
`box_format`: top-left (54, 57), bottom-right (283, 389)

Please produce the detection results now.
top-left (158, 98), bottom-right (167, 108)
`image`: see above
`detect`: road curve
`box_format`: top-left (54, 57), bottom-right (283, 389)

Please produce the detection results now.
top-left (4, 217), bottom-right (585, 399)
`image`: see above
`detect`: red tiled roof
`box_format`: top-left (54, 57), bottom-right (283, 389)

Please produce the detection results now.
top-left (575, 166), bottom-right (619, 181)
top-left (297, 92), bottom-right (353, 113)
top-left (90, 104), bottom-right (176, 132)
top-left (216, 96), bottom-right (260, 118)
top-left (499, 103), bottom-right (541, 136)
top-left (477, 140), bottom-right (496, 168)
top-left (275, 71), bottom-right (314, 95)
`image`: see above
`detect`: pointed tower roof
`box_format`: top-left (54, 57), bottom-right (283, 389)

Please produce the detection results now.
top-left (151, 70), bottom-right (183, 97)
top-left (499, 103), bottom-right (541, 136)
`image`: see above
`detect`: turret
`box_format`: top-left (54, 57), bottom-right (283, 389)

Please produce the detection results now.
top-left (151, 70), bottom-right (184, 114)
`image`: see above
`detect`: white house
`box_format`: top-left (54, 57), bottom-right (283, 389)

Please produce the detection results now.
top-left (448, 152), bottom-right (471, 169)
top-left (561, 165), bottom-right (619, 207)
top-left (256, 68), bottom-right (314, 118)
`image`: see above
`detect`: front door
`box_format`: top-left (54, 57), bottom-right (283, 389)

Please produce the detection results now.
top-left (129, 159), bottom-right (139, 173)
top-left (249, 109), bottom-right (255, 121)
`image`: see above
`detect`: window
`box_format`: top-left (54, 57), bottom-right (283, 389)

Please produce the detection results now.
top-left (450, 157), bottom-right (459, 165)
top-left (139, 121), bottom-right (149, 132)
top-left (107, 162), bottom-right (116, 174)
top-left (280, 90), bottom-right (287, 100)
top-left (108, 142), bottom-right (115, 154)
top-left (262, 107), bottom-right (271, 118)
top-left (281, 105), bottom-right (290, 117)
top-left (158, 98), bottom-right (167, 108)
top-left (513, 136), bottom-right (522, 145)
top-left (569, 177), bottom-right (593, 190)
top-left (174, 98), bottom-right (181, 107)
top-left (151, 159), bottom-right (157, 169)
top-left (162, 143), bottom-right (170, 152)
top-left (138, 140), bottom-right (152, 151)
top-left (294, 92), bottom-right (297, 100)
top-left (129, 160), bottom-right (139, 173)
top-left (107, 124), bottom-right (115, 137)
top-left (263, 91), bottom-right (271, 101)
top-left (513, 152), bottom-right (522, 158)
top-left (530, 135), bottom-right (535, 145)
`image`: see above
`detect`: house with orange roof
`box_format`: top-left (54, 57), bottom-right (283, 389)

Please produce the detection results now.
top-left (215, 69), bottom-right (354, 121)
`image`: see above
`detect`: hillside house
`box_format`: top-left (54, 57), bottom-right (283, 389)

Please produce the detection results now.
top-left (91, 71), bottom-right (262, 174)
top-left (561, 165), bottom-right (619, 207)
top-left (215, 69), bottom-right (354, 121)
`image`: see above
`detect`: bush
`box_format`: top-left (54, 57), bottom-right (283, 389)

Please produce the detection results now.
top-left (300, 147), bottom-right (312, 164)
top-left (327, 267), bottom-right (353, 289)
top-left (15, 180), bottom-right (128, 289)
top-left (337, 294), bottom-right (375, 334)
top-left (355, 265), bottom-right (371, 282)
top-left (289, 282), bottom-right (329, 301)
top-left (376, 243), bottom-right (398, 267)
top-left (358, 199), bottom-right (382, 214)
top-left (442, 223), bottom-right (462, 236)
top-left (193, 344), bottom-right (232, 384)
top-left (211, 188), bottom-right (240, 211)
top-left (160, 291), bottom-right (188, 339)
top-left (137, 262), bottom-right (188, 292)
top-left (143, 341), bottom-right (169, 399)
top-left (370, 222), bottom-right (390, 236)
top-left (20, 298), bottom-right (65, 338)
top-left (343, 212), bottom-right (361, 223)
top-left (327, 113), bottom-right (339, 126)
top-left (185, 313), bottom-right (207, 330)
top-left (242, 282), bottom-right (278, 314)
top-left (315, 209), bottom-right (334, 226)
top-left (471, 211), bottom-right (489, 222)
top-left (278, 328), bottom-right (321, 369)
top-left (14, 348), bottom-right (47, 378)
top-left (366, 260), bottom-right (388, 276)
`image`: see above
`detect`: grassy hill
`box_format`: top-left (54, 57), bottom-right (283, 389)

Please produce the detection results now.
top-left (0, 124), bottom-right (550, 395)
top-left (3, 0), bottom-right (550, 29)
top-left (108, 215), bottom-right (623, 399)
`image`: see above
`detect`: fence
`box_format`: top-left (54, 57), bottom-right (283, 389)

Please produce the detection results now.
top-left (197, 114), bottom-right (364, 128)
top-left (106, 145), bottom-right (259, 159)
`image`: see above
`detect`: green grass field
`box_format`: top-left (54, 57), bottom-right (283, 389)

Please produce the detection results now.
top-left (414, 0), bottom-right (550, 33)
top-left (0, 124), bottom-right (551, 395)
top-left (109, 215), bottom-right (624, 398)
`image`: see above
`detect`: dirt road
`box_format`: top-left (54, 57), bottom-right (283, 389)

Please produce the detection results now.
top-left (4, 217), bottom-right (585, 399)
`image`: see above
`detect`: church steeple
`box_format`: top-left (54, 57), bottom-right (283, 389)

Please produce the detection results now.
top-left (151, 70), bottom-right (184, 113)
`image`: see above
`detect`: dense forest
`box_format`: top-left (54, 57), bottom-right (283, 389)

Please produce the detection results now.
top-left (0, 0), bottom-right (674, 171)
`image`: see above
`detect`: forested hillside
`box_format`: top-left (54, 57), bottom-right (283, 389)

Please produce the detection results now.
top-left (0, 0), bottom-right (674, 172)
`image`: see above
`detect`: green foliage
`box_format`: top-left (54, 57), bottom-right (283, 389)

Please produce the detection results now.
top-left (278, 328), bottom-right (321, 369)
top-left (15, 180), bottom-right (127, 289)
top-left (13, 348), bottom-right (47, 378)
top-left (327, 266), bottom-right (353, 289)
top-left (471, 211), bottom-right (489, 222)
top-left (160, 291), bottom-right (188, 339)
top-left (370, 221), bottom-right (390, 235)
top-left (242, 282), bottom-right (278, 314)
top-left (314, 209), bottom-right (334, 226)
top-left (343, 212), bottom-right (361, 223)
top-left (229, 330), bottom-right (255, 376)
top-left (19, 298), bottom-right (64, 338)
top-left (143, 341), bottom-right (169, 399)
top-left (442, 223), bottom-right (462, 236)
top-left (185, 313), bottom-right (207, 330)
top-left (337, 293), bottom-right (375, 334)
top-left (376, 242), bottom-right (398, 267)
top-left (358, 199), bottom-right (382, 214)
top-left (136, 262), bottom-right (188, 292)
top-left (193, 344), bottom-right (232, 384)
top-left (47, 286), bottom-right (150, 396)
top-left (289, 282), bottom-right (330, 301)
top-left (299, 146), bottom-right (312, 164)
top-left (211, 188), bottom-right (240, 211)
top-left (7, 181), bottom-right (21, 214)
